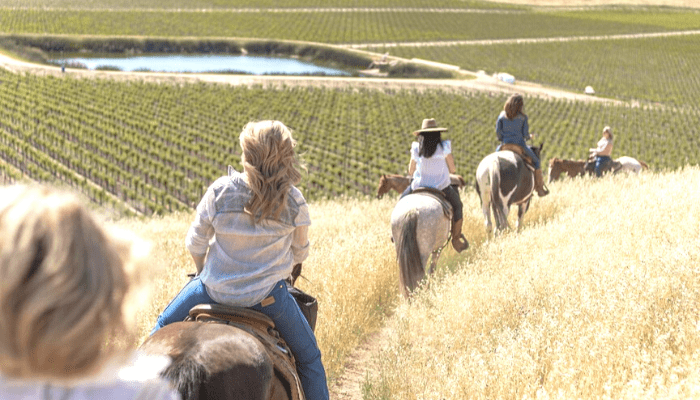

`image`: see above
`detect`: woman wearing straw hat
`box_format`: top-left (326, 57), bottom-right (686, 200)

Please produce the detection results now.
top-left (400, 118), bottom-right (468, 253)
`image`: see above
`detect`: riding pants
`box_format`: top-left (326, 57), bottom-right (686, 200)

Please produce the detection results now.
top-left (151, 277), bottom-right (330, 400)
top-left (400, 184), bottom-right (463, 222)
top-left (595, 155), bottom-right (612, 177)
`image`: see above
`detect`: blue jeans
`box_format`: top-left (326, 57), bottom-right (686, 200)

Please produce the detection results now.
top-left (151, 277), bottom-right (329, 400)
top-left (595, 155), bottom-right (612, 177)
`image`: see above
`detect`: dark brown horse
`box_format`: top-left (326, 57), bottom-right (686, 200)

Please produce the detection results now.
top-left (376, 174), bottom-right (466, 199)
top-left (140, 321), bottom-right (294, 400)
top-left (475, 143), bottom-right (544, 234)
top-left (139, 266), bottom-right (307, 400)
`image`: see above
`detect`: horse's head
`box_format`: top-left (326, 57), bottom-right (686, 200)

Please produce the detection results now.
top-left (377, 174), bottom-right (389, 199)
top-left (531, 141), bottom-right (544, 160)
top-left (548, 157), bottom-right (561, 183)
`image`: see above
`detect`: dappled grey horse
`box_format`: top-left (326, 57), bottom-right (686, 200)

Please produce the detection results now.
top-left (390, 191), bottom-right (453, 297)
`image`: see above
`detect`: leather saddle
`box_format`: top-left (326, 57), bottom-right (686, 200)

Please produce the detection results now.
top-left (187, 303), bottom-right (304, 400)
top-left (410, 187), bottom-right (453, 220)
top-left (499, 143), bottom-right (535, 171)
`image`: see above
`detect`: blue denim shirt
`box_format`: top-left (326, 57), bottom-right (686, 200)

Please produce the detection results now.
top-left (185, 168), bottom-right (311, 307)
top-left (496, 111), bottom-right (530, 148)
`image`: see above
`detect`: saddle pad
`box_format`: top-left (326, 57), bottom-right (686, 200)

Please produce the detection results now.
top-left (411, 188), bottom-right (453, 220)
top-left (189, 303), bottom-right (275, 332)
top-left (499, 143), bottom-right (535, 171)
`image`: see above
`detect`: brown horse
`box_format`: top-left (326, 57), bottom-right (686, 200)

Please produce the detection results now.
top-left (548, 158), bottom-right (586, 183)
top-left (139, 266), bottom-right (308, 400)
top-left (376, 174), bottom-right (466, 199)
top-left (140, 321), bottom-right (294, 400)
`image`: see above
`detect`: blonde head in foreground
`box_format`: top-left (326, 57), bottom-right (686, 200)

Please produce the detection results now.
top-left (239, 120), bottom-right (304, 222)
top-left (0, 185), bottom-right (148, 381)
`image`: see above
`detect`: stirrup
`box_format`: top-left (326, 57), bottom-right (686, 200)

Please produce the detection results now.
top-left (452, 234), bottom-right (469, 252)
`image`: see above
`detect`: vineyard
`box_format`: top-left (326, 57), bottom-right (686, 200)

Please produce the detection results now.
top-left (0, 8), bottom-right (694, 43)
top-left (369, 35), bottom-right (700, 110)
top-left (0, 68), bottom-right (698, 216)
top-left (1, 0), bottom-right (516, 10)
top-left (0, 1), bottom-right (699, 216)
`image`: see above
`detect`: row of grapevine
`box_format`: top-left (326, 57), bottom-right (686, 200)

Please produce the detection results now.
top-left (0, 0), bottom-right (509, 11)
top-left (1, 8), bottom-right (696, 44)
top-left (0, 68), bottom-right (698, 216)
top-left (375, 35), bottom-right (700, 111)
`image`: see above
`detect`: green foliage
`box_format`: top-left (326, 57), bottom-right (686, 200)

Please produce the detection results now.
top-left (0, 69), bottom-right (697, 216)
top-left (0, 8), bottom-right (694, 44)
top-left (373, 35), bottom-right (700, 110)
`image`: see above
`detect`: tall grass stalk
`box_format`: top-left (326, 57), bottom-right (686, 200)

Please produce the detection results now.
top-left (365, 167), bottom-right (700, 399)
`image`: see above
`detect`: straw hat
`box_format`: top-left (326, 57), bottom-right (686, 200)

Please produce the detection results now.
top-left (413, 118), bottom-right (447, 135)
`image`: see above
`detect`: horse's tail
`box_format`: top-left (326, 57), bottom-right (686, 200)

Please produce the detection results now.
top-left (489, 156), bottom-right (508, 231)
top-left (639, 159), bottom-right (649, 170)
top-left (395, 208), bottom-right (424, 298)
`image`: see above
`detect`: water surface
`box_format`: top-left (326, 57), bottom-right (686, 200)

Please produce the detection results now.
top-left (53, 54), bottom-right (352, 75)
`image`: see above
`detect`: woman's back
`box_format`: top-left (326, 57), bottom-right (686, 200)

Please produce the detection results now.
top-left (411, 140), bottom-right (451, 190)
top-left (496, 111), bottom-right (529, 146)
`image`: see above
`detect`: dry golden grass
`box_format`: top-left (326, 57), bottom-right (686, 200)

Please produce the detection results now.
top-left (364, 167), bottom-right (700, 399)
top-left (122, 167), bottom-right (700, 398)
top-left (126, 195), bottom-right (410, 382)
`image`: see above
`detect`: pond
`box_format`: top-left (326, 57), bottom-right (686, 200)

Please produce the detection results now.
top-left (51, 54), bottom-right (353, 76)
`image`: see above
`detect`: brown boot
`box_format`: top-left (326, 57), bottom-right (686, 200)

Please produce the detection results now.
top-left (534, 169), bottom-right (550, 197)
top-left (451, 218), bottom-right (469, 253)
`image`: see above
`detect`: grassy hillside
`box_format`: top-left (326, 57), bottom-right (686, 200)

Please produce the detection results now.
top-left (124, 167), bottom-right (700, 397)
top-left (364, 167), bottom-right (700, 399)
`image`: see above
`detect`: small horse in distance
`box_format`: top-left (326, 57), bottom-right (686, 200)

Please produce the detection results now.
top-left (475, 143), bottom-right (544, 234)
top-left (614, 156), bottom-right (649, 174)
top-left (548, 158), bottom-right (586, 183)
top-left (139, 267), bottom-right (309, 400)
top-left (377, 174), bottom-right (466, 199)
top-left (584, 155), bottom-right (649, 176)
top-left (390, 189), bottom-right (461, 297)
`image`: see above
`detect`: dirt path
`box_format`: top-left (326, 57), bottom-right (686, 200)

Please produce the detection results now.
top-left (329, 326), bottom-right (392, 400)
top-left (344, 29), bottom-right (700, 49)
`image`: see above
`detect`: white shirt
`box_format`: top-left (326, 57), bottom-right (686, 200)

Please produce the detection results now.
top-left (186, 168), bottom-right (311, 307)
top-left (0, 353), bottom-right (180, 400)
top-left (593, 137), bottom-right (613, 157)
top-left (410, 140), bottom-right (452, 191)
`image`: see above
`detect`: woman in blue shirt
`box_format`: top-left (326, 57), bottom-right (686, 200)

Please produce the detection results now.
top-left (400, 118), bottom-right (468, 253)
top-left (496, 94), bottom-right (549, 197)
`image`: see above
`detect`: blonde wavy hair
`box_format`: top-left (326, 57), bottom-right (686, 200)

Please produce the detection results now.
top-left (0, 185), bottom-right (148, 380)
top-left (504, 93), bottom-right (525, 120)
top-left (240, 120), bottom-right (304, 222)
